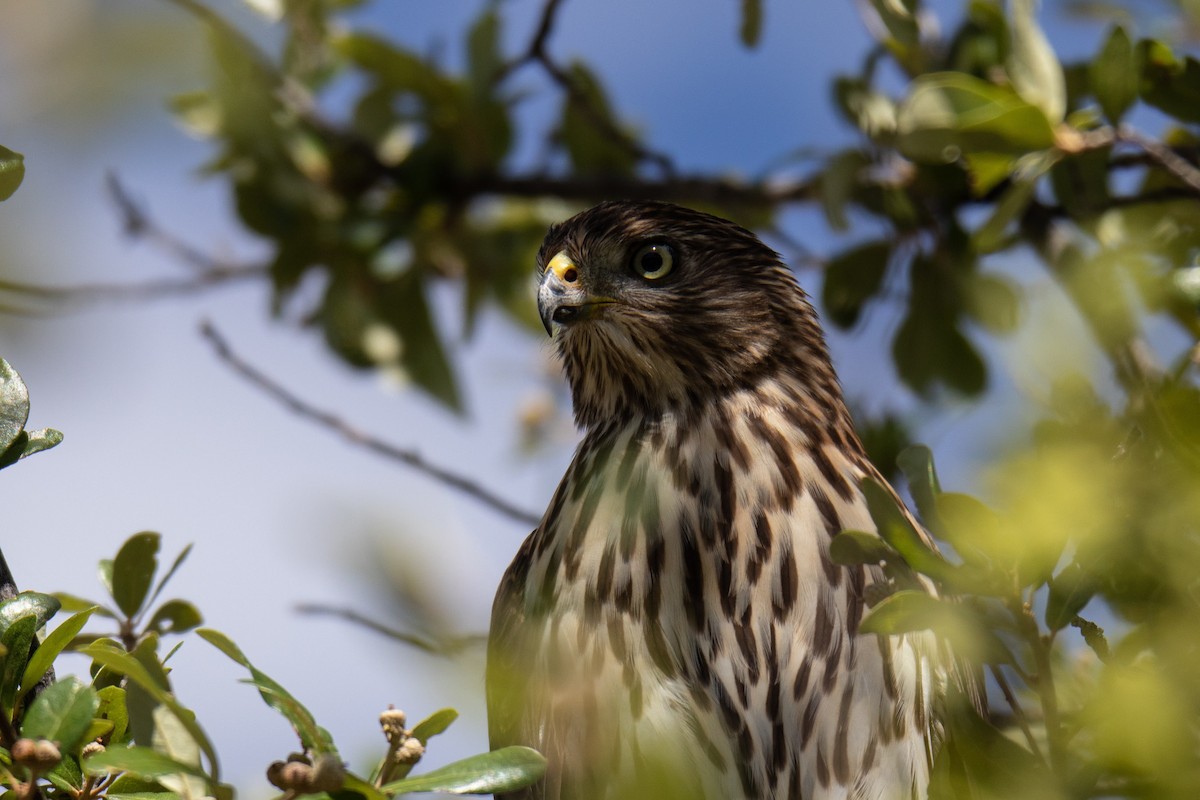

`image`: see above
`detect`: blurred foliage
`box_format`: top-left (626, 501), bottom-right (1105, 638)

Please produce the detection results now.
top-left (3, 0), bottom-right (1200, 797)
top-left (0, 381), bottom-right (545, 800)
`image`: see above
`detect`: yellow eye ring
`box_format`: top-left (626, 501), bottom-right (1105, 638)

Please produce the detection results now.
top-left (632, 243), bottom-right (675, 280)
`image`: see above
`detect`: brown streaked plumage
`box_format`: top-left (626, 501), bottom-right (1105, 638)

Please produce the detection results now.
top-left (488, 201), bottom-right (955, 800)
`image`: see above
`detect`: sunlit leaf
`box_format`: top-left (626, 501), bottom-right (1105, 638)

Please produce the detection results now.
top-left (20, 607), bottom-right (97, 695)
top-left (86, 746), bottom-right (211, 783)
top-left (897, 72), bottom-right (1056, 163)
top-left (380, 746), bottom-right (546, 795)
top-left (196, 628), bottom-right (337, 757)
top-left (1007, 0), bottom-right (1065, 122)
top-left (411, 708), bottom-right (459, 744)
top-left (0, 358), bottom-right (31, 456)
top-left (82, 642), bottom-right (219, 780)
top-left (0, 592), bottom-right (61, 634)
top-left (22, 677), bottom-right (100, 753)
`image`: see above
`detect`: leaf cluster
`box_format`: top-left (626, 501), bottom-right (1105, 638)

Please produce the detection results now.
top-left (0, 360), bottom-right (545, 799)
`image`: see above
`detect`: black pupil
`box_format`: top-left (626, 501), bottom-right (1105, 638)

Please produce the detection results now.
top-left (641, 250), bottom-right (663, 273)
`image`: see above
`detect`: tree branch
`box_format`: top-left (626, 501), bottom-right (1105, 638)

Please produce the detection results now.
top-left (1118, 126), bottom-right (1200, 194)
top-left (199, 321), bottom-right (541, 527)
top-left (296, 603), bottom-right (485, 657)
top-left (494, 0), bottom-right (676, 175)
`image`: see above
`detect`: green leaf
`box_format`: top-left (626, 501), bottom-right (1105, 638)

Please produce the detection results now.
top-left (861, 478), bottom-right (953, 580)
top-left (196, 628), bottom-right (337, 757)
top-left (1091, 26), bottom-right (1138, 123)
top-left (7, 428), bottom-right (64, 462)
top-left (86, 746), bottom-right (211, 783)
top-left (45, 754), bottom-right (84, 792)
top-left (82, 642), bottom-right (219, 781)
top-left (972, 150), bottom-right (1059, 253)
top-left (860, 589), bottom-right (948, 635)
top-left (22, 677), bottom-right (99, 753)
top-left (739, 0), bottom-right (763, 48)
top-left (896, 444), bottom-right (941, 527)
top-left (0, 592), bottom-right (61, 634)
top-left (111, 533), bottom-right (161, 619)
top-left (962, 151), bottom-right (1016, 196)
top-left (0, 615), bottom-right (36, 714)
top-left (558, 61), bottom-right (637, 178)
top-left (411, 708), bottom-right (458, 744)
top-left (151, 704), bottom-right (207, 800)
top-left (466, 6), bottom-right (502, 94)
top-left (381, 746), bottom-right (546, 795)
top-left (935, 492), bottom-right (1003, 567)
top-left (821, 241), bottom-right (890, 328)
top-left (146, 601), bottom-right (203, 636)
top-left (20, 607), bottom-right (97, 695)
top-left (96, 685), bottom-right (130, 744)
top-left (322, 273), bottom-right (462, 411)
top-left (0, 358), bottom-right (31, 456)
top-left (1138, 40), bottom-right (1200, 124)
top-left (54, 593), bottom-right (117, 618)
top-left (818, 150), bottom-right (866, 232)
top-left (144, 544), bottom-right (193, 615)
top-left (861, 592), bottom-right (1012, 664)
top-left (896, 72), bottom-right (1056, 163)
top-left (1046, 562), bottom-right (1095, 630)
top-left (964, 272), bottom-right (1021, 334)
top-left (893, 307), bottom-right (986, 397)
top-left (833, 80), bottom-right (897, 139)
top-left (866, 0), bottom-right (920, 52)
top-left (1007, 0), bottom-right (1065, 122)
top-left (829, 530), bottom-right (898, 566)
top-left (0, 146), bottom-right (25, 202)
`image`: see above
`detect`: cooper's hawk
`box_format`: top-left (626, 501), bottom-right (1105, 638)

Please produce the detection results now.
top-left (488, 201), bottom-right (947, 800)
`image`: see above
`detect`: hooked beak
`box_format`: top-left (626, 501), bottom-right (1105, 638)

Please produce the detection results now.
top-left (537, 252), bottom-right (615, 336)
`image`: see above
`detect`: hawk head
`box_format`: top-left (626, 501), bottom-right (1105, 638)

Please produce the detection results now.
top-left (537, 201), bottom-right (836, 429)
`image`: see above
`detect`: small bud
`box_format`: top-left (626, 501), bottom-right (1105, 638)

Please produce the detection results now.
top-left (10, 738), bottom-right (37, 763)
top-left (309, 754), bottom-right (347, 793)
top-left (394, 736), bottom-right (425, 766)
top-left (81, 741), bottom-right (107, 759)
top-left (11, 738), bottom-right (61, 771)
top-left (267, 759), bottom-right (314, 792)
top-left (380, 706), bottom-right (408, 741)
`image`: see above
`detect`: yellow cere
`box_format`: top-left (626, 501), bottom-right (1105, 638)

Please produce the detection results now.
top-left (547, 251), bottom-right (578, 283)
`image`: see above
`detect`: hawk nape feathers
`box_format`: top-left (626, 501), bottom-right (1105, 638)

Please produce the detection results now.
top-left (488, 201), bottom-right (953, 800)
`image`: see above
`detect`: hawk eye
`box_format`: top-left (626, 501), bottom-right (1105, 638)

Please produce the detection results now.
top-left (632, 243), bottom-right (675, 280)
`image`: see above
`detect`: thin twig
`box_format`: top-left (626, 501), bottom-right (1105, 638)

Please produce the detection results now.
top-left (199, 321), bottom-right (541, 527)
top-left (295, 603), bottom-right (485, 657)
top-left (493, 0), bottom-right (675, 175)
top-left (0, 271), bottom-right (266, 309)
top-left (988, 664), bottom-right (1045, 763)
top-left (106, 173), bottom-right (243, 275)
top-left (1119, 125), bottom-right (1200, 194)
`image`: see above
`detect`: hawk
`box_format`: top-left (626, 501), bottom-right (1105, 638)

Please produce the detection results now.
top-left (488, 201), bottom-right (949, 800)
